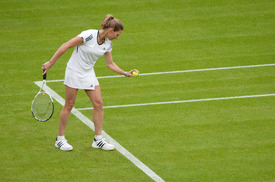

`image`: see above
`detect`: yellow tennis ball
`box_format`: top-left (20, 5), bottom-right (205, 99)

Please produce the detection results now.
top-left (132, 71), bottom-right (139, 77)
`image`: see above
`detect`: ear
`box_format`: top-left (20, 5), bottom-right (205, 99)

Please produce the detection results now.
top-left (108, 28), bottom-right (114, 32)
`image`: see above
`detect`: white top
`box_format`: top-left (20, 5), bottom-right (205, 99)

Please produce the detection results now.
top-left (67, 29), bottom-right (112, 74)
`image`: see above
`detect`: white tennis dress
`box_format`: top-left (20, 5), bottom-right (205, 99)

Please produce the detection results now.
top-left (64, 29), bottom-right (112, 90)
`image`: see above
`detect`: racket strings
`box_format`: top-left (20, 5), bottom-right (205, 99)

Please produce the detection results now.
top-left (32, 93), bottom-right (53, 121)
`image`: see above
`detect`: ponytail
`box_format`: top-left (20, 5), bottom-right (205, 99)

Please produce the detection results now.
top-left (101, 14), bottom-right (124, 31)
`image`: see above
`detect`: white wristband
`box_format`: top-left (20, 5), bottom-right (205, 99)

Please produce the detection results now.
top-left (124, 72), bottom-right (128, 76)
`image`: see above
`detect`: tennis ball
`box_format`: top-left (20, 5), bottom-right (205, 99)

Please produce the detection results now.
top-left (132, 71), bottom-right (139, 77)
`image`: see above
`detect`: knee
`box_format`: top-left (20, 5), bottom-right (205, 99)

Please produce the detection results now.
top-left (64, 100), bottom-right (75, 112)
top-left (93, 99), bottom-right (103, 111)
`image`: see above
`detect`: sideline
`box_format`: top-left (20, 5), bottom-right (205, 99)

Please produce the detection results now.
top-left (77, 94), bottom-right (275, 110)
top-left (44, 63), bottom-right (275, 83)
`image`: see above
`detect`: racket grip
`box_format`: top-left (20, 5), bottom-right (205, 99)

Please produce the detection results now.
top-left (43, 70), bottom-right (47, 80)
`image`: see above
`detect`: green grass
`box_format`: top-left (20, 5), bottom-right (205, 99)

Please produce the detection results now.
top-left (1, 0), bottom-right (275, 181)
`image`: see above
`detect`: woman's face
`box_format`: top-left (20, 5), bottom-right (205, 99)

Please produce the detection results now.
top-left (107, 29), bottom-right (122, 40)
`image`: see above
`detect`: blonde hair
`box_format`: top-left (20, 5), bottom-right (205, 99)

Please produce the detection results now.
top-left (101, 14), bottom-right (124, 31)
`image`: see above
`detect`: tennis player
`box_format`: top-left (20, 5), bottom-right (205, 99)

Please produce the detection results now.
top-left (41, 14), bottom-right (138, 151)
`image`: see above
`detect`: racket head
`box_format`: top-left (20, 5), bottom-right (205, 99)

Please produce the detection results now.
top-left (31, 91), bottom-right (54, 122)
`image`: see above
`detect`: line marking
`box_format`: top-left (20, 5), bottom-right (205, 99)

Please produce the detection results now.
top-left (44, 63), bottom-right (275, 83)
top-left (33, 63), bottom-right (275, 181)
top-left (34, 81), bottom-right (165, 182)
top-left (140, 63), bottom-right (275, 76)
top-left (77, 94), bottom-right (275, 110)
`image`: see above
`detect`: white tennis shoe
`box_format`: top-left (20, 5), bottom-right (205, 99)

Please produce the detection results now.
top-left (55, 138), bottom-right (73, 151)
top-left (92, 138), bottom-right (114, 150)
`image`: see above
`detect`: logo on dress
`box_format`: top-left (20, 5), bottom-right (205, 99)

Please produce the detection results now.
top-left (85, 34), bottom-right (93, 42)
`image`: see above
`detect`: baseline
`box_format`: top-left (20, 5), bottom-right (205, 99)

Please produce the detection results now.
top-left (34, 81), bottom-right (165, 182)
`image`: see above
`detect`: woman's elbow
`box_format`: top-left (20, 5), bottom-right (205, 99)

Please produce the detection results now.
top-left (61, 43), bottom-right (71, 50)
top-left (106, 63), bottom-right (112, 69)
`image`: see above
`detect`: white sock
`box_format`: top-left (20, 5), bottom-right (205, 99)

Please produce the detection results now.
top-left (57, 136), bottom-right (65, 141)
top-left (95, 135), bottom-right (102, 141)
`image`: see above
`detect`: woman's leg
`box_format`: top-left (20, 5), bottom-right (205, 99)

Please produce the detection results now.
top-left (85, 85), bottom-right (103, 135)
top-left (59, 85), bottom-right (78, 136)
top-left (55, 86), bottom-right (77, 151)
top-left (85, 86), bottom-right (114, 150)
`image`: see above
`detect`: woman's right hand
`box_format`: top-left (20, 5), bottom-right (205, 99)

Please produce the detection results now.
top-left (41, 61), bottom-right (53, 75)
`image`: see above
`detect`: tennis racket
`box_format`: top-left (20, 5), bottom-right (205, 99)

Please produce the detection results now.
top-left (31, 71), bottom-right (54, 122)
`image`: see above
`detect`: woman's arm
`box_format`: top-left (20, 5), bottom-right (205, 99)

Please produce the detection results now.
top-left (104, 51), bottom-right (138, 77)
top-left (41, 36), bottom-right (83, 75)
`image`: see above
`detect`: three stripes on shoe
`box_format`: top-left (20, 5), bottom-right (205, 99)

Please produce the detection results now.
top-left (56, 138), bottom-right (106, 148)
top-left (56, 141), bottom-right (64, 148)
top-left (94, 138), bottom-right (106, 148)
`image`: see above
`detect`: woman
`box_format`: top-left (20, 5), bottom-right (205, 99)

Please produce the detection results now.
top-left (42, 14), bottom-right (138, 151)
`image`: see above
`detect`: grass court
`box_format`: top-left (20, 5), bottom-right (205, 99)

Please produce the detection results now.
top-left (1, 0), bottom-right (274, 181)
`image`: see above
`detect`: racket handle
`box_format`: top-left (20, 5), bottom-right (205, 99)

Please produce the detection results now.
top-left (43, 70), bottom-right (47, 80)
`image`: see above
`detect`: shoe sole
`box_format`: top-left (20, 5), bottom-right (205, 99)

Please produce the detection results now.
top-left (60, 147), bottom-right (73, 151)
top-left (55, 144), bottom-right (73, 151)
top-left (92, 144), bottom-right (114, 151)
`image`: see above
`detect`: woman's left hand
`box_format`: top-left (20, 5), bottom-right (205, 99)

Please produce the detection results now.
top-left (125, 69), bottom-right (139, 77)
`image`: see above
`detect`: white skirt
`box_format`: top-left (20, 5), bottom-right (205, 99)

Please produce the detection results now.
top-left (64, 67), bottom-right (99, 90)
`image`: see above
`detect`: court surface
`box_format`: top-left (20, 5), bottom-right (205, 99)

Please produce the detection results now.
top-left (1, 0), bottom-right (274, 181)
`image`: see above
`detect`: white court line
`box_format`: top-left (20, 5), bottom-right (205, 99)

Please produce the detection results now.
top-left (34, 81), bottom-right (165, 182)
top-left (34, 63), bottom-right (275, 180)
top-left (45, 63), bottom-right (275, 83)
top-left (77, 94), bottom-right (275, 110)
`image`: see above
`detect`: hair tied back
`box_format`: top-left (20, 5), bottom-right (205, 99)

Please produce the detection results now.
top-left (101, 14), bottom-right (124, 31)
